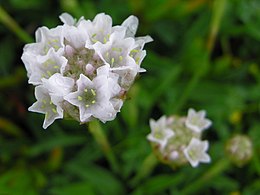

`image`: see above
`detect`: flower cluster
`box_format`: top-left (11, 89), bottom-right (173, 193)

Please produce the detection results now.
top-left (147, 108), bottom-right (212, 168)
top-left (22, 13), bottom-right (152, 129)
top-left (225, 134), bottom-right (253, 167)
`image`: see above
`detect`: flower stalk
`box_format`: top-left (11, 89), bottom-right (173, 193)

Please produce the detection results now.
top-left (180, 158), bottom-right (230, 195)
top-left (88, 120), bottom-right (120, 173)
top-left (130, 153), bottom-right (158, 187)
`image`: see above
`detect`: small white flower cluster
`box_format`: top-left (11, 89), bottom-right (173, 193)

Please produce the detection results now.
top-left (22, 13), bottom-right (152, 129)
top-left (147, 108), bottom-right (212, 168)
top-left (225, 134), bottom-right (253, 167)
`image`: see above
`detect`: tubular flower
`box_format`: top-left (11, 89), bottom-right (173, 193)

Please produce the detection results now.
top-left (22, 13), bottom-right (152, 128)
top-left (147, 109), bottom-right (212, 168)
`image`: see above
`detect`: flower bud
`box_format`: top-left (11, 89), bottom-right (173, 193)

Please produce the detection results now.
top-left (225, 135), bottom-right (253, 167)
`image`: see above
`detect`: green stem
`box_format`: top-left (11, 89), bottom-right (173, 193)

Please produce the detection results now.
top-left (0, 6), bottom-right (33, 43)
top-left (130, 153), bottom-right (158, 187)
top-left (88, 120), bottom-right (120, 173)
top-left (180, 158), bottom-right (230, 195)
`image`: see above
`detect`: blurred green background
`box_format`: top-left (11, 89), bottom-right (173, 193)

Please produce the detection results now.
top-left (0, 0), bottom-right (260, 194)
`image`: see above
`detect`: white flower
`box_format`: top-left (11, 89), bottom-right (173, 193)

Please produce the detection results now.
top-left (130, 36), bottom-right (153, 69)
top-left (185, 108), bottom-right (212, 133)
top-left (85, 13), bottom-right (114, 46)
top-left (121, 15), bottom-right (139, 38)
top-left (112, 68), bottom-right (137, 90)
top-left (22, 48), bottom-right (67, 85)
top-left (42, 73), bottom-right (75, 105)
top-left (62, 22), bottom-right (90, 49)
top-left (147, 116), bottom-right (175, 150)
top-left (93, 32), bottom-right (140, 90)
top-left (22, 13), bottom-right (151, 128)
top-left (23, 26), bottom-right (64, 56)
top-left (183, 138), bottom-right (210, 167)
top-left (59, 12), bottom-right (84, 26)
top-left (93, 31), bottom-right (136, 69)
top-left (64, 65), bottom-right (121, 123)
top-left (28, 85), bottom-right (63, 129)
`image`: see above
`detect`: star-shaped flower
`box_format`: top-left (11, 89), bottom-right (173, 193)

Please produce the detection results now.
top-left (93, 31), bottom-right (136, 69)
top-left (22, 48), bottom-right (67, 85)
top-left (185, 108), bottom-right (212, 133)
top-left (147, 116), bottom-right (175, 150)
top-left (28, 85), bottom-right (63, 129)
top-left (23, 25), bottom-right (64, 57)
top-left (42, 73), bottom-right (75, 105)
top-left (64, 65), bottom-right (121, 123)
top-left (183, 138), bottom-right (210, 167)
top-left (84, 13), bottom-right (115, 46)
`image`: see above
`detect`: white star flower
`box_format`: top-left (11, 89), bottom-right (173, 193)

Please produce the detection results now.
top-left (64, 65), bottom-right (121, 123)
top-left (28, 85), bottom-right (63, 129)
top-left (129, 36), bottom-right (153, 71)
top-left (185, 108), bottom-right (212, 133)
top-left (23, 25), bottom-right (64, 56)
top-left (22, 48), bottom-right (67, 85)
top-left (122, 15), bottom-right (153, 71)
top-left (93, 31), bottom-right (136, 68)
top-left (147, 116), bottom-right (175, 150)
top-left (42, 73), bottom-right (75, 105)
top-left (183, 138), bottom-right (211, 167)
top-left (82, 13), bottom-right (126, 48)
top-left (87, 13), bottom-right (112, 45)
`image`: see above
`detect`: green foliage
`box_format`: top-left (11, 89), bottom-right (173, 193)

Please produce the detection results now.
top-left (0, 0), bottom-right (259, 194)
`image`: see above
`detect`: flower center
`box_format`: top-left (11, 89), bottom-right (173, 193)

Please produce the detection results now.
top-left (77, 88), bottom-right (97, 108)
top-left (63, 45), bottom-right (95, 78)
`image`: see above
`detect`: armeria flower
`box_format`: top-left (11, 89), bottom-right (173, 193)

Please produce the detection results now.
top-left (42, 73), bottom-right (75, 105)
top-left (225, 135), bottom-right (253, 167)
top-left (22, 13), bottom-right (151, 128)
top-left (185, 108), bottom-right (212, 133)
top-left (28, 85), bottom-right (63, 129)
top-left (22, 48), bottom-right (67, 85)
top-left (28, 74), bottom-right (74, 129)
top-left (23, 26), bottom-right (64, 56)
top-left (147, 108), bottom-right (212, 168)
top-left (183, 138), bottom-right (210, 167)
top-left (64, 65), bottom-right (121, 123)
top-left (147, 116), bottom-right (175, 150)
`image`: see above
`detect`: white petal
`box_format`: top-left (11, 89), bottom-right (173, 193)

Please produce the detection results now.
top-left (185, 108), bottom-right (212, 133)
top-left (59, 13), bottom-right (76, 25)
top-left (147, 116), bottom-right (175, 150)
top-left (183, 138), bottom-right (211, 167)
top-left (29, 85), bottom-right (63, 129)
top-left (42, 106), bottom-right (63, 129)
top-left (63, 25), bottom-right (89, 49)
top-left (43, 73), bottom-right (74, 96)
top-left (122, 15), bottom-right (139, 37)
